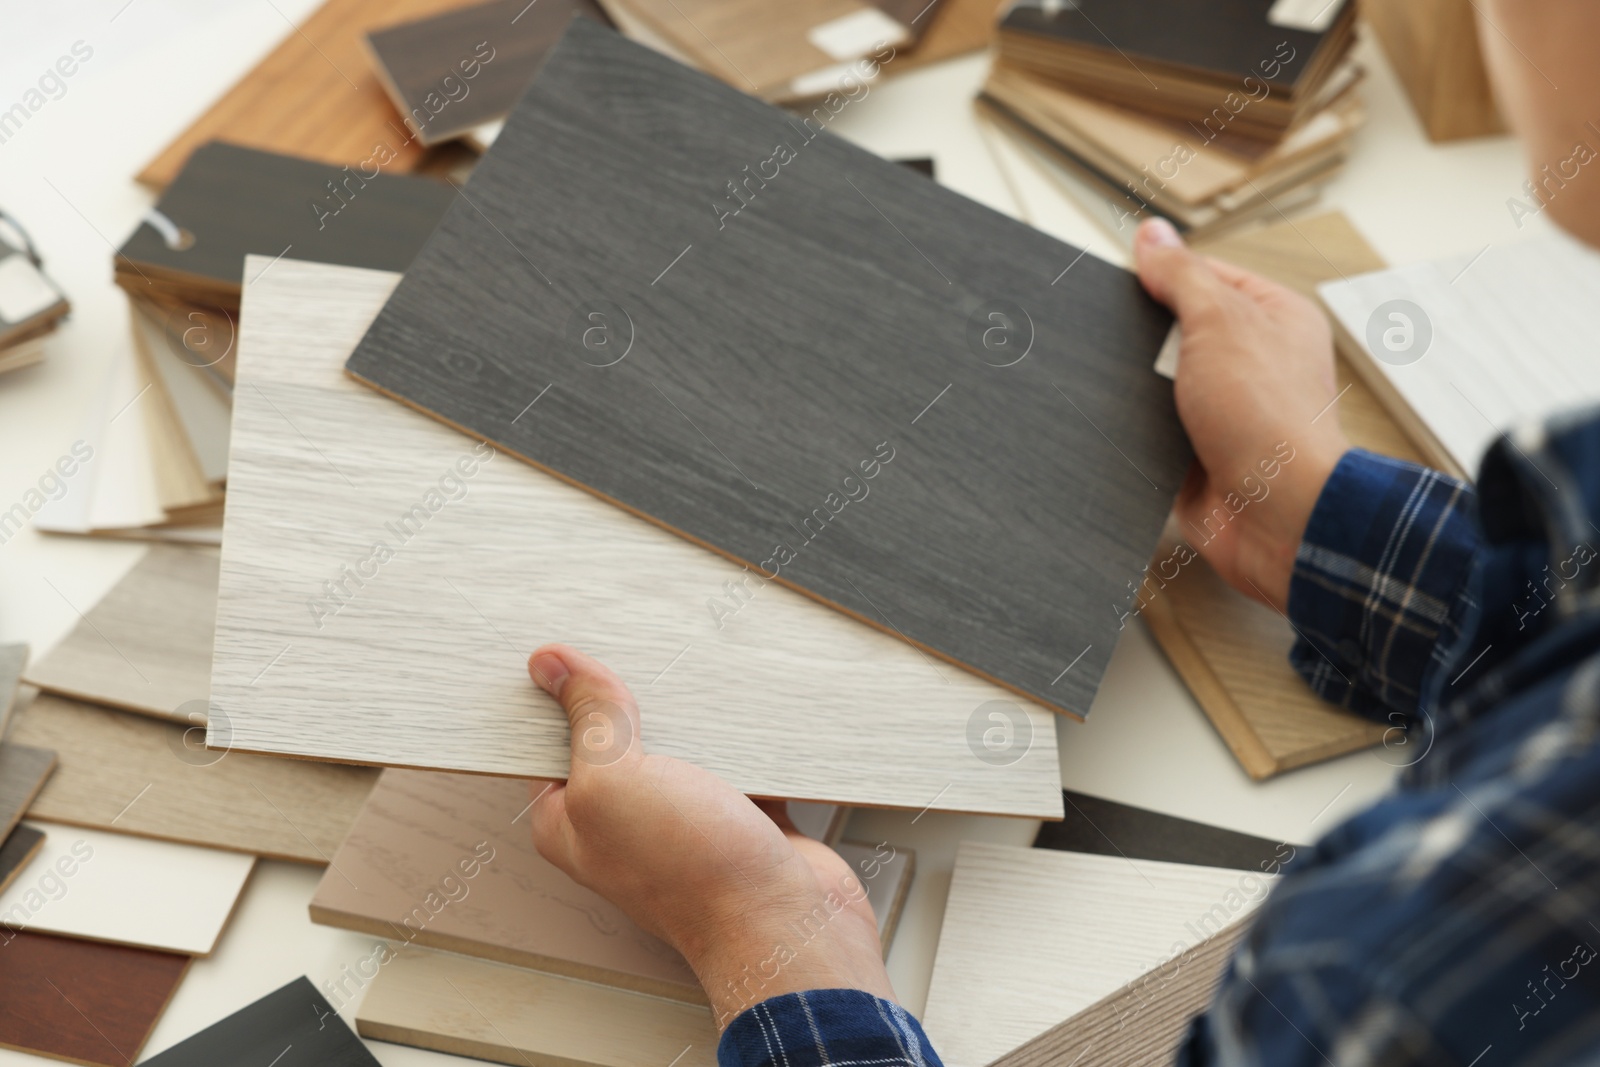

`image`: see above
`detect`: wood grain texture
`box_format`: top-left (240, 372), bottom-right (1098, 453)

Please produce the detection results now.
top-left (1128, 214), bottom-right (1404, 779)
top-left (135, 0), bottom-right (484, 189)
top-left (366, 0), bottom-right (612, 146)
top-left (11, 693), bottom-right (377, 864)
top-left (0, 824), bottom-right (253, 955)
top-left (24, 545), bottom-right (218, 724)
top-left (1362, 0), bottom-right (1503, 142)
top-left (990, 923), bottom-right (1248, 1067)
top-left (0, 825), bottom-right (47, 897)
top-left (0, 743), bottom-right (57, 843)
top-left (0, 641), bottom-right (27, 736)
top-left (217, 259), bottom-right (1062, 817)
top-left (130, 301), bottom-right (231, 486)
top-left (0, 930), bottom-right (190, 1067)
top-left (922, 842), bottom-right (1270, 1067)
top-left (345, 21), bottom-right (1190, 721)
top-left (1034, 791), bottom-right (1291, 871)
top-left (1319, 235), bottom-right (1600, 479)
top-left (357, 948), bottom-right (720, 1067)
top-left (139, 976), bottom-right (378, 1067)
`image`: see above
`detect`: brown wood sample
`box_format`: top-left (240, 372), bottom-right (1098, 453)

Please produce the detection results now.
top-left (0, 743), bottom-right (57, 843)
top-left (344, 21), bottom-right (1192, 721)
top-left (0, 930), bottom-right (190, 1067)
top-left (1135, 213), bottom-right (1411, 779)
top-left (1362, 0), bottom-right (1504, 142)
top-left (989, 923), bottom-right (1247, 1067)
top-left (0, 825), bottom-right (47, 897)
top-left (357, 948), bottom-right (720, 1067)
top-left (310, 769), bottom-right (704, 1002)
top-left (25, 545), bottom-right (218, 724)
top-left (135, 0), bottom-right (485, 188)
top-left (11, 693), bottom-right (377, 864)
top-left (366, 0), bottom-right (612, 146)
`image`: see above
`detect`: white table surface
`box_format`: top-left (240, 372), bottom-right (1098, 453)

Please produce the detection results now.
top-left (0, 3), bottom-right (1557, 1063)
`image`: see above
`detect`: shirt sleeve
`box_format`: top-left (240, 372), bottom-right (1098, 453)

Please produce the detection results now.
top-left (1285, 449), bottom-right (1479, 723)
top-left (718, 991), bottom-right (945, 1067)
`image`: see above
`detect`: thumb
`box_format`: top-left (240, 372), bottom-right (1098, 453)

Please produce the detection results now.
top-left (528, 643), bottom-right (643, 775)
top-left (1134, 217), bottom-right (1225, 322)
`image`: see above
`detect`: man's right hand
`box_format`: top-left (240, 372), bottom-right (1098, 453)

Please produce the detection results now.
top-left (1134, 216), bottom-right (1351, 612)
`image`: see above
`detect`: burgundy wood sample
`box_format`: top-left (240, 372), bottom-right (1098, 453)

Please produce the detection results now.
top-left (0, 930), bottom-right (189, 1066)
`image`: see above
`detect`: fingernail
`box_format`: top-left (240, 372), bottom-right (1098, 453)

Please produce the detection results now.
top-left (1139, 217), bottom-right (1183, 249)
top-left (530, 652), bottom-right (570, 696)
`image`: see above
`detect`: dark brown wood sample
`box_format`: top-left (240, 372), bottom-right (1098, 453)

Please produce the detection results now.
top-left (119, 143), bottom-right (455, 309)
top-left (344, 20), bottom-right (1190, 718)
top-left (366, 0), bottom-right (612, 146)
top-left (0, 930), bottom-right (190, 1066)
top-left (0, 825), bottom-right (46, 896)
top-left (1034, 791), bottom-right (1295, 872)
top-left (138, 976), bottom-right (377, 1067)
top-left (0, 743), bottom-right (57, 843)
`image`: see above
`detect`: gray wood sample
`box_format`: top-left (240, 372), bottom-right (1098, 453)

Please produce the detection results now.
top-left (216, 258), bottom-right (1062, 817)
top-left (24, 544), bottom-right (217, 723)
top-left (139, 976), bottom-right (378, 1067)
top-left (0, 825), bottom-right (46, 897)
top-left (0, 744), bottom-right (56, 843)
top-left (344, 20), bottom-right (1190, 718)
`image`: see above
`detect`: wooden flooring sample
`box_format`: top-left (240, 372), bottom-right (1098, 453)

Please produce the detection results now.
top-left (367, 0), bottom-right (612, 145)
top-left (0, 641), bottom-right (27, 736)
top-left (216, 259), bottom-right (1061, 817)
top-left (922, 842), bottom-right (1269, 1067)
top-left (136, 0), bottom-right (485, 188)
top-left (11, 693), bottom-right (377, 864)
top-left (0, 825), bottom-right (47, 896)
top-left (1034, 791), bottom-right (1291, 872)
top-left (991, 923), bottom-right (1247, 1067)
top-left (344, 21), bottom-right (1190, 721)
top-left (0, 743), bottom-right (57, 842)
top-left (358, 947), bottom-right (720, 1067)
top-left (0, 824), bottom-right (253, 955)
top-left (24, 544), bottom-right (218, 724)
top-left (0, 930), bottom-right (189, 1067)
top-left (139, 976), bottom-right (377, 1067)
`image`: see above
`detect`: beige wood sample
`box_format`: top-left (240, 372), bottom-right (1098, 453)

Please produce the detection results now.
top-left (25, 544), bottom-right (218, 724)
top-left (357, 947), bottom-right (720, 1067)
top-left (0, 744), bottom-right (57, 843)
top-left (215, 259), bottom-right (1061, 817)
top-left (0, 642), bottom-right (26, 737)
top-left (10, 692), bottom-right (377, 864)
top-left (1362, 0), bottom-right (1504, 142)
top-left (990, 923), bottom-right (1248, 1067)
top-left (1132, 213), bottom-right (1410, 779)
top-left (922, 842), bottom-right (1270, 1067)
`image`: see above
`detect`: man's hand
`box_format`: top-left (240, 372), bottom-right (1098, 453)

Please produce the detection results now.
top-left (1135, 217), bottom-right (1351, 611)
top-left (526, 644), bottom-right (896, 1028)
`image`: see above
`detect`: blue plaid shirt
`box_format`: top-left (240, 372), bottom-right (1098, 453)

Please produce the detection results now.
top-left (718, 407), bottom-right (1600, 1067)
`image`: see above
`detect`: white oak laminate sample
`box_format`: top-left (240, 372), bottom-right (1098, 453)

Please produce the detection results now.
top-left (213, 258), bottom-right (1061, 817)
top-left (0, 824), bottom-right (253, 955)
top-left (922, 842), bottom-right (1270, 1067)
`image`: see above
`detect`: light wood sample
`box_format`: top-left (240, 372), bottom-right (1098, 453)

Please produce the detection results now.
top-left (1132, 213), bottom-right (1407, 779)
top-left (0, 743), bottom-right (57, 843)
top-left (135, 0), bottom-right (483, 188)
top-left (922, 842), bottom-right (1269, 1067)
top-left (358, 947), bottom-right (720, 1067)
top-left (1319, 233), bottom-right (1600, 480)
top-left (1363, 0), bottom-right (1504, 142)
top-left (0, 642), bottom-right (26, 736)
top-left (0, 930), bottom-right (190, 1067)
top-left (990, 923), bottom-right (1248, 1067)
top-left (0, 824), bottom-right (253, 955)
top-left (25, 544), bottom-right (218, 724)
top-left (0, 826), bottom-right (46, 897)
top-left (216, 259), bottom-right (1062, 817)
top-left (11, 693), bottom-right (377, 864)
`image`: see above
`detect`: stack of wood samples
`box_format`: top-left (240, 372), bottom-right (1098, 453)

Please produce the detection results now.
top-left (343, 21), bottom-right (1191, 723)
top-left (136, 0), bottom-right (490, 188)
top-left (216, 258), bottom-right (1063, 817)
top-left (0, 226), bottom-right (69, 374)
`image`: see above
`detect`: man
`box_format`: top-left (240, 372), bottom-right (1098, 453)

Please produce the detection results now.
top-left (525, 1), bottom-right (1600, 1063)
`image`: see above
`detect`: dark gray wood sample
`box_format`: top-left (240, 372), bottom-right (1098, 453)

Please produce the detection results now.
top-left (366, 0), bottom-right (612, 146)
top-left (138, 976), bottom-right (379, 1067)
top-left (0, 743), bottom-right (56, 843)
top-left (345, 20), bottom-right (1190, 718)
top-left (0, 825), bottom-right (46, 897)
top-left (1034, 791), bottom-right (1298, 872)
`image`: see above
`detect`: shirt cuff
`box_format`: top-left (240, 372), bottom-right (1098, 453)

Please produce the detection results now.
top-left (718, 991), bottom-right (944, 1067)
top-left (1286, 448), bottom-right (1478, 721)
